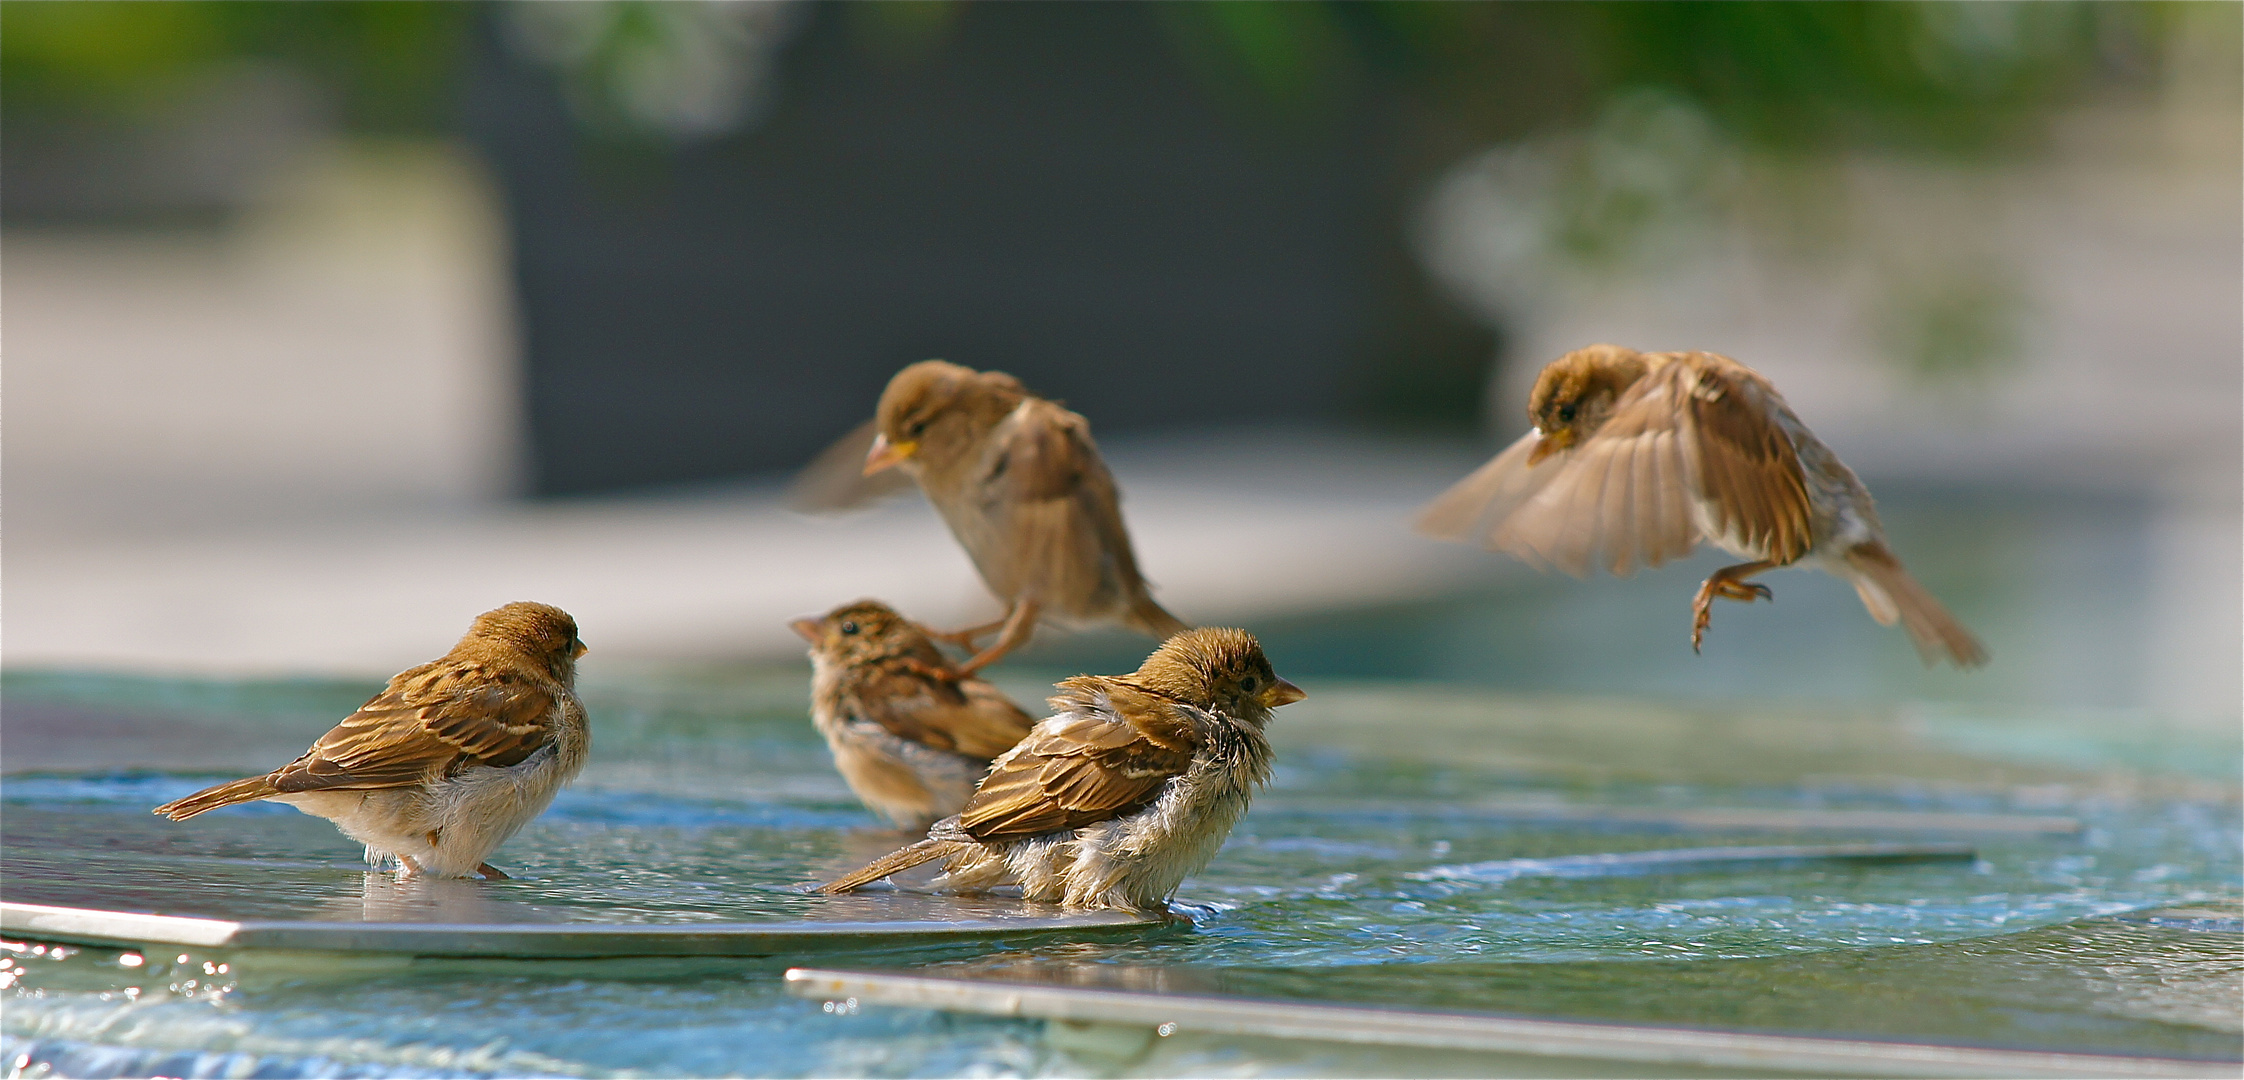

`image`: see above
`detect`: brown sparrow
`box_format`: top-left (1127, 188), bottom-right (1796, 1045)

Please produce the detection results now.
top-left (153, 602), bottom-right (591, 879)
top-left (796, 360), bottom-right (1190, 674)
top-left (1417, 345), bottom-right (1987, 665)
top-left (793, 599), bottom-right (1037, 830)
top-left (821, 627), bottom-right (1304, 911)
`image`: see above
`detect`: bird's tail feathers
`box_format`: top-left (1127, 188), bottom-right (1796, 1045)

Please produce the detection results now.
top-left (1123, 594), bottom-right (1192, 640)
top-left (820, 838), bottom-right (959, 894)
top-left (1845, 544), bottom-right (1987, 668)
top-left (152, 776), bottom-right (280, 821)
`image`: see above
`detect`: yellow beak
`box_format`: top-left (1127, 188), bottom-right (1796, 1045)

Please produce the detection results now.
top-left (1524, 427), bottom-right (1573, 466)
top-left (863, 433), bottom-right (917, 475)
top-left (1263, 678), bottom-right (1307, 707)
top-left (571, 639), bottom-right (589, 658)
top-left (788, 617), bottom-right (823, 643)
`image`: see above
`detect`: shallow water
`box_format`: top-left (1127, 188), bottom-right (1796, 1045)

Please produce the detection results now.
top-left (2, 664), bottom-right (2238, 1077)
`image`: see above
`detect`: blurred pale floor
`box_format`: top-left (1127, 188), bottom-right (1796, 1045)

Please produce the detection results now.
top-left (2, 123), bottom-right (2235, 726)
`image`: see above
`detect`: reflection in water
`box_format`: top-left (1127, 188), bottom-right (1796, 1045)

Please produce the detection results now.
top-left (327, 873), bottom-right (562, 925)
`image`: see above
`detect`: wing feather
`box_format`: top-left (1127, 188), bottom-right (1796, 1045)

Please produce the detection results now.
top-left (1673, 354), bottom-right (1813, 564)
top-left (1464, 369), bottom-right (1706, 578)
top-left (1600, 433), bottom-right (1638, 577)
top-left (971, 401), bottom-right (1142, 619)
top-left (955, 684), bottom-right (1194, 843)
top-left (267, 664), bottom-right (557, 793)
top-left (788, 418), bottom-right (919, 512)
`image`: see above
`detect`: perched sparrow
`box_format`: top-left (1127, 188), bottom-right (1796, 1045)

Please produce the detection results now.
top-left (153, 602), bottom-right (591, 879)
top-left (793, 599), bottom-right (1038, 830)
top-left (821, 627), bottom-right (1304, 911)
top-left (795, 360), bottom-right (1190, 674)
top-left (1417, 345), bottom-right (1986, 666)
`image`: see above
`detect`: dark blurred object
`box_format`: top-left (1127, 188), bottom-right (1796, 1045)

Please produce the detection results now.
top-left (466, 2), bottom-right (1535, 493)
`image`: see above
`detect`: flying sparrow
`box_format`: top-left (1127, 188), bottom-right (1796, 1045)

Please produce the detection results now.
top-left (152, 602), bottom-right (591, 879)
top-left (795, 360), bottom-right (1191, 674)
top-left (1416, 345), bottom-right (1987, 665)
top-left (793, 599), bottom-right (1038, 830)
top-left (821, 627), bottom-right (1304, 912)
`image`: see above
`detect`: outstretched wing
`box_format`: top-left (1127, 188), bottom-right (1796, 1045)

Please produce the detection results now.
top-left (788, 417), bottom-right (920, 513)
top-left (1417, 372), bottom-right (1700, 577)
top-left (266, 663), bottom-right (560, 793)
top-left (955, 683), bottom-right (1194, 842)
top-left (1416, 355), bottom-right (1813, 576)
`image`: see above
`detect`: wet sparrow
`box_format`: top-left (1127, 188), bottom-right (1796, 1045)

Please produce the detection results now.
top-left (153, 602), bottom-right (591, 878)
top-left (821, 627), bottom-right (1304, 912)
top-left (795, 360), bottom-right (1190, 674)
top-left (794, 599), bottom-right (1037, 830)
top-left (1417, 345), bottom-right (1986, 665)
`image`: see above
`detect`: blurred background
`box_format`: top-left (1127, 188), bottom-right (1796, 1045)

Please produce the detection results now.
top-left (4, 1), bottom-right (2237, 729)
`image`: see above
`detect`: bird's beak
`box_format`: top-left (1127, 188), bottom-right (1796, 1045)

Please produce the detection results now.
top-left (1524, 427), bottom-right (1572, 466)
top-left (862, 433), bottom-right (917, 476)
top-left (571, 638), bottom-right (588, 658)
top-left (1262, 678), bottom-right (1307, 707)
top-left (788, 617), bottom-right (824, 643)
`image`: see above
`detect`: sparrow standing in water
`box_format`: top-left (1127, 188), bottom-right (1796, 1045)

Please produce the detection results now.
top-left (795, 360), bottom-right (1190, 674)
top-left (822, 627), bottom-right (1304, 912)
top-left (1417, 345), bottom-right (1986, 665)
top-left (794, 599), bottom-right (1037, 830)
top-left (153, 602), bottom-right (591, 878)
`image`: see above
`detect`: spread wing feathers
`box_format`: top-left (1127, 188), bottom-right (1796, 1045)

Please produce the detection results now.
top-left (848, 665), bottom-right (1036, 761)
top-left (978, 400), bottom-right (1143, 616)
top-left (267, 664), bottom-right (558, 793)
top-left (1417, 384), bottom-right (1700, 578)
top-left (1414, 359), bottom-right (1816, 576)
top-left (956, 683), bottom-right (1195, 843)
top-left (1412, 433), bottom-right (1552, 549)
top-left (1677, 358), bottom-right (1814, 566)
top-left (788, 417), bottom-right (919, 512)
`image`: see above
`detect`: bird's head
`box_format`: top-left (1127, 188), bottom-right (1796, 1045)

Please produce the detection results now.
top-left (864, 360), bottom-right (1028, 476)
top-left (790, 599), bottom-right (939, 668)
top-left (1132, 627), bottom-right (1304, 724)
top-left (1525, 344), bottom-right (1651, 465)
top-left (464, 602), bottom-right (586, 677)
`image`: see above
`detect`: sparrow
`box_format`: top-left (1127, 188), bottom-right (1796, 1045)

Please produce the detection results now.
top-left (1416, 344), bottom-right (1987, 666)
top-left (821, 627), bottom-right (1304, 912)
top-left (794, 360), bottom-right (1190, 674)
top-left (793, 599), bottom-right (1038, 830)
top-left (152, 602), bottom-right (591, 879)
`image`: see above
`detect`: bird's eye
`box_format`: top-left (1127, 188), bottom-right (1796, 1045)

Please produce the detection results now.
top-left (1557, 404), bottom-right (1577, 423)
top-left (1240, 675), bottom-right (1259, 693)
top-left (908, 420), bottom-right (928, 437)
top-left (839, 621), bottom-right (859, 635)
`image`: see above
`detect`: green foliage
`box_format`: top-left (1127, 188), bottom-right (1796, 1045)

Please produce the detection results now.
top-left (0, 1), bottom-right (470, 132)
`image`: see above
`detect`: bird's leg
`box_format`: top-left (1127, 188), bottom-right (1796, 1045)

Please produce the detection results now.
top-left (397, 854), bottom-right (427, 878)
top-left (953, 598), bottom-right (1041, 676)
top-left (1691, 560), bottom-right (1778, 653)
top-left (916, 614), bottom-right (1010, 650)
top-left (476, 862), bottom-right (511, 880)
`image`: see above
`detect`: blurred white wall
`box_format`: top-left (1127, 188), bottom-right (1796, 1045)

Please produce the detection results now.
top-left (4, 141), bottom-right (523, 530)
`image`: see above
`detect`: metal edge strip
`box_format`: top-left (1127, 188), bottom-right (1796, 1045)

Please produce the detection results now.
top-left (2, 902), bottom-right (243, 949)
top-left (3, 901), bottom-right (1160, 957)
top-left (781, 968), bottom-right (2239, 1079)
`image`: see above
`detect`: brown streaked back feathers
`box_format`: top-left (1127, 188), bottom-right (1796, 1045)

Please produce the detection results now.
top-left (805, 599), bottom-right (1036, 760)
top-left (153, 602), bottom-right (582, 820)
top-left (954, 627), bottom-right (1282, 844)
